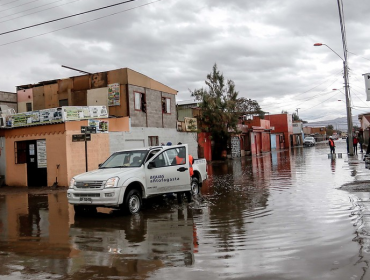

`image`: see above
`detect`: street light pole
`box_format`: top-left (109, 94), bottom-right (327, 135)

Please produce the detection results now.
top-left (343, 60), bottom-right (354, 155)
top-left (313, 43), bottom-right (354, 155)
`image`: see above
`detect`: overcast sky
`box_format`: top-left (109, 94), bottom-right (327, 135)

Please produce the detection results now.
top-left (0, 0), bottom-right (370, 122)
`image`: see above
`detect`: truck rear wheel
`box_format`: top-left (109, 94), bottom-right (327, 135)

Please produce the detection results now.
top-left (191, 177), bottom-right (200, 195)
top-left (124, 189), bottom-right (142, 214)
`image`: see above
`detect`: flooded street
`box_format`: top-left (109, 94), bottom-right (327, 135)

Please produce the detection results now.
top-left (1, 139), bottom-right (370, 279)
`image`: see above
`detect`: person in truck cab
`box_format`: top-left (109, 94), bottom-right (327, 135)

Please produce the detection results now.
top-left (173, 147), bottom-right (186, 164)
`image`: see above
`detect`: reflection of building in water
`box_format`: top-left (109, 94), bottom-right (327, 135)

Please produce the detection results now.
top-left (68, 208), bottom-right (196, 277)
top-left (0, 192), bottom-right (72, 275)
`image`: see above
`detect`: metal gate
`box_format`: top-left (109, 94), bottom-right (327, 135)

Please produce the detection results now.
top-left (231, 136), bottom-right (241, 158)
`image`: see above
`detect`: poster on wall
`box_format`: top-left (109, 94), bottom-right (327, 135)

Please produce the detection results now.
top-left (37, 140), bottom-right (47, 168)
top-left (63, 106), bottom-right (108, 121)
top-left (6, 106), bottom-right (109, 127)
top-left (108, 83), bottom-right (120, 106)
top-left (88, 119), bottom-right (109, 133)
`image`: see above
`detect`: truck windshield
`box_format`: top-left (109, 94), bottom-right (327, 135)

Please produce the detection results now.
top-left (100, 150), bottom-right (148, 168)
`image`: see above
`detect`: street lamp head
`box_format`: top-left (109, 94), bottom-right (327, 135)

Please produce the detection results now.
top-left (314, 43), bottom-right (323, 46)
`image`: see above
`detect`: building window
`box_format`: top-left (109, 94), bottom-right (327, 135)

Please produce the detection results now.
top-left (15, 141), bottom-right (27, 164)
top-left (134, 92), bottom-right (146, 112)
top-left (59, 99), bottom-right (68, 106)
top-left (26, 103), bottom-right (32, 112)
top-left (162, 97), bottom-right (171, 114)
top-left (148, 136), bottom-right (159, 146)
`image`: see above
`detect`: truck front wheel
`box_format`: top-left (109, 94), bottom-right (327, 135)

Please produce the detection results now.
top-left (124, 189), bottom-right (142, 214)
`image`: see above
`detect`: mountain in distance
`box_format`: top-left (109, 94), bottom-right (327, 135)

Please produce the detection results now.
top-left (304, 116), bottom-right (360, 131)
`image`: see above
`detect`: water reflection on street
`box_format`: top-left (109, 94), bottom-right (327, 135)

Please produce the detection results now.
top-left (1, 139), bottom-right (370, 279)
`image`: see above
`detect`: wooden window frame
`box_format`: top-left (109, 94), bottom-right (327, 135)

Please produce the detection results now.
top-left (148, 136), bottom-right (159, 146)
top-left (162, 97), bottom-right (171, 114)
top-left (14, 141), bottom-right (27, 164)
top-left (26, 102), bottom-right (32, 112)
top-left (134, 91), bottom-right (146, 112)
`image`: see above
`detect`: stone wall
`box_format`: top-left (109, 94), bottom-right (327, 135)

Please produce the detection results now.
top-left (127, 85), bottom-right (176, 129)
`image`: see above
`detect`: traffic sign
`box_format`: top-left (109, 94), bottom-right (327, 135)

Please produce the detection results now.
top-left (81, 126), bottom-right (96, 134)
top-left (72, 134), bottom-right (91, 142)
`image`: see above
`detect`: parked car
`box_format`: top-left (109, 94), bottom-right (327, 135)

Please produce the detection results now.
top-left (303, 137), bottom-right (316, 146)
top-left (67, 144), bottom-right (208, 215)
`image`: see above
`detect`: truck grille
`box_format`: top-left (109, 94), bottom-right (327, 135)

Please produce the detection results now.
top-left (75, 181), bottom-right (104, 189)
top-left (74, 193), bottom-right (100, 197)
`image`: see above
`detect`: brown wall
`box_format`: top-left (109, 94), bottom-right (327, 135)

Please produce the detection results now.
top-left (33, 86), bottom-right (45, 110)
top-left (44, 84), bottom-right (59, 109)
top-left (16, 68), bottom-right (176, 120)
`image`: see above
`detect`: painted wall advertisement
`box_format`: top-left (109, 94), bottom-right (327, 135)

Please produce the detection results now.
top-left (37, 140), bottom-right (47, 168)
top-left (5, 106), bottom-right (108, 127)
top-left (108, 83), bottom-right (120, 106)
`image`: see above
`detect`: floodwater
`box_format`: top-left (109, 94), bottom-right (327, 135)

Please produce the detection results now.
top-left (1, 139), bottom-right (370, 279)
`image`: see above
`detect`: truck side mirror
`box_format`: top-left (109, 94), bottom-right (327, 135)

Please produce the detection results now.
top-left (148, 162), bottom-right (156, 169)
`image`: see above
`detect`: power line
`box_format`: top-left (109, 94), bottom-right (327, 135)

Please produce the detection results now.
top-left (0, 0), bottom-right (22, 7)
top-left (0, 0), bottom-right (139, 36)
top-left (0, 0), bottom-right (162, 47)
top-left (262, 70), bottom-right (343, 108)
top-left (348, 51), bottom-right (370, 62)
top-left (0, 0), bottom-right (79, 23)
top-left (0, 0), bottom-right (42, 13)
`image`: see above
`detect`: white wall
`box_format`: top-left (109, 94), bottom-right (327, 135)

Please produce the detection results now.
top-left (109, 128), bottom-right (198, 158)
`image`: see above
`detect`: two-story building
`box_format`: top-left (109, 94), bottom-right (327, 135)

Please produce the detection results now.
top-left (1, 68), bottom-right (198, 187)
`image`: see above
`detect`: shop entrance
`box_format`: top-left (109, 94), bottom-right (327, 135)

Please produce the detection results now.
top-left (26, 140), bottom-right (47, 187)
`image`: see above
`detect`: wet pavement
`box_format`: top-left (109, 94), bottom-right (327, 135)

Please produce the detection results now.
top-left (1, 139), bottom-right (370, 279)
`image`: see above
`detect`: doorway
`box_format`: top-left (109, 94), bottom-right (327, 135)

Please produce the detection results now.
top-left (24, 140), bottom-right (47, 187)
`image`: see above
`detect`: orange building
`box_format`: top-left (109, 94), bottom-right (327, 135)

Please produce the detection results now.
top-left (1, 117), bottom-right (129, 187)
top-left (265, 113), bottom-right (293, 150)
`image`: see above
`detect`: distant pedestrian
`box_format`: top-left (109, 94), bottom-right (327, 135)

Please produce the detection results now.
top-left (328, 136), bottom-right (335, 154)
top-left (359, 134), bottom-right (364, 153)
top-left (346, 136), bottom-right (349, 154)
top-left (353, 136), bottom-right (358, 154)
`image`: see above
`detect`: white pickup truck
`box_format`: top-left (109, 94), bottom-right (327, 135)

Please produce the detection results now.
top-left (67, 144), bottom-right (207, 215)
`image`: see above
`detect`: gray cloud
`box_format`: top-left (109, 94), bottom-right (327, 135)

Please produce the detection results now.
top-left (0, 0), bottom-right (369, 122)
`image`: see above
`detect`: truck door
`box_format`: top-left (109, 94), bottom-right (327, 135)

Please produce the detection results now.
top-left (145, 146), bottom-right (191, 195)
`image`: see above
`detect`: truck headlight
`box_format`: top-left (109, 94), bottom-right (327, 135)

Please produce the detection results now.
top-left (105, 177), bottom-right (119, 188)
top-left (69, 178), bottom-right (75, 189)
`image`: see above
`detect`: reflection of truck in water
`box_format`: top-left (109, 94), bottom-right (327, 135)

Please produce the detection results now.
top-left (68, 209), bottom-right (196, 277)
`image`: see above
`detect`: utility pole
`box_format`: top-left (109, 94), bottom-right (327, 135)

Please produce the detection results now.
top-left (296, 108), bottom-right (300, 118)
top-left (337, 0), bottom-right (354, 155)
